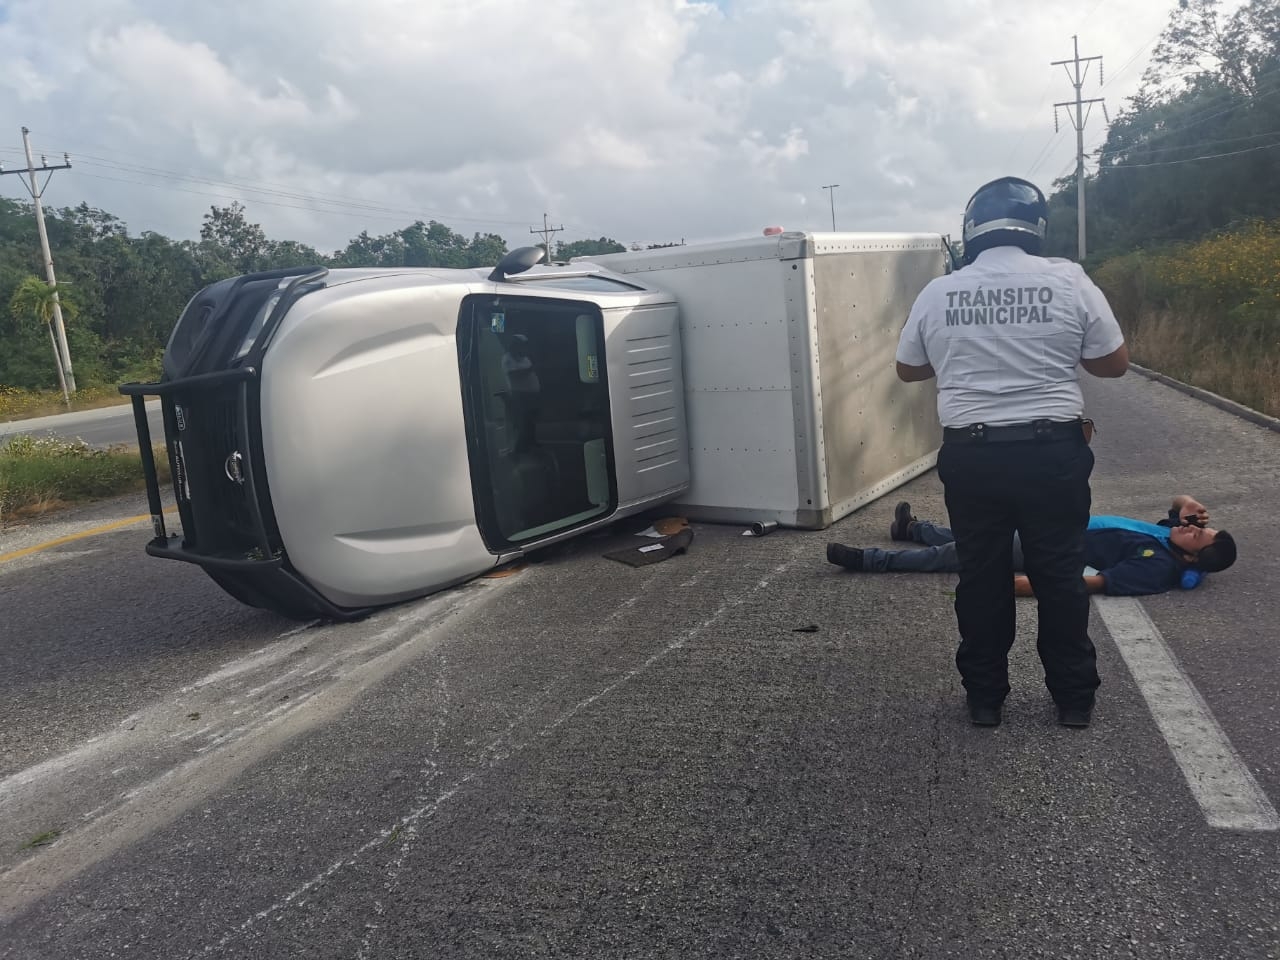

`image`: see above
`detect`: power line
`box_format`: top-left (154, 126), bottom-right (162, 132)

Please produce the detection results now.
top-left (1104, 139), bottom-right (1280, 169)
top-left (1102, 29), bottom-right (1164, 90)
top-left (0, 151), bottom-right (615, 241)
top-left (20, 134), bottom-right (540, 225)
top-left (64, 170), bottom-right (478, 228)
top-left (1025, 129), bottom-right (1064, 178)
top-left (1078, 0), bottom-right (1106, 30)
top-left (1, 140), bottom-right (552, 230)
top-left (75, 154), bottom-right (534, 226)
top-left (1121, 75), bottom-right (1280, 150)
top-left (1006, 79), bottom-right (1057, 168)
top-left (1107, 128), bottom-right (1280, 158)
top-left (1055, 131), bottom-right (1109, 180)
top-left (1, 162), bottom-right (612, 248)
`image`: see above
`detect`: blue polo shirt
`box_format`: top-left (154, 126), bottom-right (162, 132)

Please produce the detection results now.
top-left (1083, 516), bottom-right (1180, 596)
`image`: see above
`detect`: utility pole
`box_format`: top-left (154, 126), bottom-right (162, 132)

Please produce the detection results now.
top-left (0, 128), bottom-right (75, 399)
top-left (821, 184), bottom-right (839, 231)
top-left (529, 213), bottom-right (563, 262)
top-left (1052, 37), bottom-right (1106, 261)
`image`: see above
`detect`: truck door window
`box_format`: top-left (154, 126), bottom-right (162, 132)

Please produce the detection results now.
top-left (458, 295), bottom-right (616, 549)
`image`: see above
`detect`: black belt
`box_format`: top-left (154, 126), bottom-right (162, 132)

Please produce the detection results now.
top-left (943, 419), bottom-right (1085, 444)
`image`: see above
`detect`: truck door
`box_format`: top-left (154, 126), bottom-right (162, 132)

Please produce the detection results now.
top-left (457, 294), bottom-right (617, 549)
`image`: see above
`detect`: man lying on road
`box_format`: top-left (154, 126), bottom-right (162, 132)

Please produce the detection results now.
top-left (826, 496), bottom-right (1237, 596)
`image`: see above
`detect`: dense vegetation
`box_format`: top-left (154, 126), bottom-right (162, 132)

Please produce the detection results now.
top-left (0, 197), bottom-right (625, 399)
top-left (1046, 0), bottom-right (1280, 417)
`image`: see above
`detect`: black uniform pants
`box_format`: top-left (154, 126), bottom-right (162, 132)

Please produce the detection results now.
top-left (936, 436), bottom-right (1100, 709)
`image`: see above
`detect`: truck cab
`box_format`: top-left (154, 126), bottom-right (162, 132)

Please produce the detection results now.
top-left (122, 254), bottom-right (689, 620)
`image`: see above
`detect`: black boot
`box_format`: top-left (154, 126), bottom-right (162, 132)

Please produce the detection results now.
top-left (826, 543), bottom-right (864, 570)
top-left (890, 501), bottom-right (918, 541)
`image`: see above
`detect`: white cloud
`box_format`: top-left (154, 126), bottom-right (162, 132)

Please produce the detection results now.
top-left (0, 0), bottom-right (1239, 254)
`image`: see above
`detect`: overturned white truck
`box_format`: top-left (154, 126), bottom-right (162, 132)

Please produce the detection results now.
top-left (122, 232), bottom-right (947, 620)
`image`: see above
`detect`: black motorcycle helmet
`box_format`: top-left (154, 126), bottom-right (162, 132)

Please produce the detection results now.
top-left (961, 176), bottom-right (1048, 264)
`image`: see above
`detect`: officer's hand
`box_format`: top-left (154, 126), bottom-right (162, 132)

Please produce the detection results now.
top-left (1013, 575), bottom-right (1035, 598)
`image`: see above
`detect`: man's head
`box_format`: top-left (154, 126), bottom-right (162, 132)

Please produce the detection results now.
top-left (962, 176), bottom-right (1049, 264)
top-left (1169, 524), bottom-right (1238, 572)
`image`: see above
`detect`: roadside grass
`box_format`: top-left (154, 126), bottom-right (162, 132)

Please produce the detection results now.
top-left (0, 434), bottom-right (168, 527)
top-left (0, 383), bottom-right (136, 423)
top-left (1124, 311), bottom-right (1280, 418)
top-left (1092, 227), bottom-right (1280, 421)
top-left (1, 357), bottom-right (161, 423)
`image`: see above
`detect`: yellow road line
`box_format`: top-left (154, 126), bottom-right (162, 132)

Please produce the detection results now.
top-left (0, 507), bottom-right (177, 565)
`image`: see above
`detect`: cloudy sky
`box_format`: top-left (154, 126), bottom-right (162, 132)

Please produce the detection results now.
top-left (0, 0), bottom-right (1222, 254)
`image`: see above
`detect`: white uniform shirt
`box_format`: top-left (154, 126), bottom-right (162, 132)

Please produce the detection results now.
top-left (895, 246), bottom-right (1125, 428)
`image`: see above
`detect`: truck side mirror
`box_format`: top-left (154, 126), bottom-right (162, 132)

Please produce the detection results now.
top-left (489, 246), bottom-right (546, 282)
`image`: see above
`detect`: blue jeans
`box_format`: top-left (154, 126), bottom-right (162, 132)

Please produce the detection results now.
top-left (860, 522), bottom-right (1026, 572)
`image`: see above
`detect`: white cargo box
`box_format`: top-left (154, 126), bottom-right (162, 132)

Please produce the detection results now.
top-left (587, 232), bottom-right (947, 529)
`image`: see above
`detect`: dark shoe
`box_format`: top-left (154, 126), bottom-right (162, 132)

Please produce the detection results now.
top-left (826, 543), bottom-right (864, 570)
top-left (890, 501), bottom-right (917, 541)
top-left (968, 702), bottom-right (1003, 727)
top-left (1057, 705), bottom-right (1093, 728)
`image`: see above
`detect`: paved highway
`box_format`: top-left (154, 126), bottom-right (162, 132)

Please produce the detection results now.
top-left (0, 374), bottom-right (1277, 959)
top-left (0, 400), bottom-right (162, 449)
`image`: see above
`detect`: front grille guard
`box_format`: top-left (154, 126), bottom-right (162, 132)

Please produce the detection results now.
top-left (119, 369), bottom-right (370, 621)
top-left (120, 368), bottom-right (273, 562)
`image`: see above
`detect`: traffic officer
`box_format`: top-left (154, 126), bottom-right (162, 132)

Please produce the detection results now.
top-left (895, 176), bottom-right (1129, 729)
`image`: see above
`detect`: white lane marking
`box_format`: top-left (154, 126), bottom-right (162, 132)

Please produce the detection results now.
top-left (1096, 597), bottom-right (1280, 832)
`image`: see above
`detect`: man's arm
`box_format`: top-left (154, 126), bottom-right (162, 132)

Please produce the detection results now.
top-left (1077, 270), bottom-right (1129, 378)
top-left (1013, 574), bottom-right (1106, 597)
top-left (895, 289), bottom-right (934, 382)
top-left (1170, 495), bottom-right (1210, 525)
top-left (1080, 344), bottom-right (1129, 378)
top-left (896, 360), bottom-right (936, 382)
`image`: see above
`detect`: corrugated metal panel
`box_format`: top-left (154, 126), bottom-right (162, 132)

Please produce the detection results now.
top-left (606, 303), bottom-right (690, 506)
top-left (624, 331), bottom-right (682, 473)
top-left (811, 247), bottom-right (946, 521)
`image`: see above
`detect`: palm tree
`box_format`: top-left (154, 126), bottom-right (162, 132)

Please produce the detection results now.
top-left (9, 275), bottom-right (78, 404)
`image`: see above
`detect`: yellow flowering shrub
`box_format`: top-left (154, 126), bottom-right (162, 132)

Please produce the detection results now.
top-left (1092, 220), bottom-right (1280, 419)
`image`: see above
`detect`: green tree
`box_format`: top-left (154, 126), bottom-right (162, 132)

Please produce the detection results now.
top-left (1144, 0), bottom-right (1280, 96)
top-left (266, 239), bottom-right (326, 268)
top-left (198, 202), bottom-right (269, 276)
top-left (7, 276), bottom-right (78, 395)
top-left (464, 231), bottom-right (508, 266)
top-left (556, 237), bottom-right (626, 259)
top-left (332, 229), bottom-right (405, 267)
top-left (333, 222), bottom-right (507, 268)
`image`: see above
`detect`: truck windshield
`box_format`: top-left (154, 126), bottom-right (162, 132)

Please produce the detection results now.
top-left (457, 294), bottom-right (616, 549)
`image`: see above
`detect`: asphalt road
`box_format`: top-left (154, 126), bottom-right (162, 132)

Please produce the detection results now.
top-left (0, 400), bottom-right (162, 448)
top-left (1, 374), bottom-right (1278, 959)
